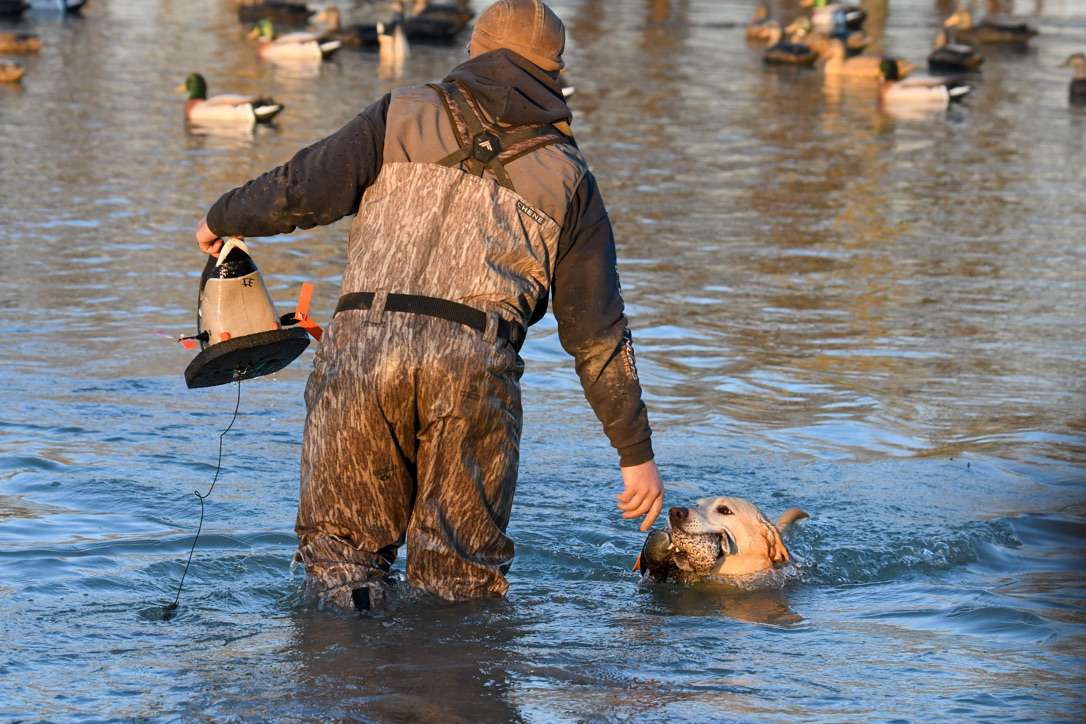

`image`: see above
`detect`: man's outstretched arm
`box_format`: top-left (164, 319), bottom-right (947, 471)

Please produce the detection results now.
top-left (552, 170), bottom-right (663, 531)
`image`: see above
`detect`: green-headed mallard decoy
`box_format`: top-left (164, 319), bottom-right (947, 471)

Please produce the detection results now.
top-left (928, 28), bottom-right (984, 73)
top-left (178, 72), bottom-right (283, 125)
top-left (822, 39), bottom-right (914, 80)
top-left (0, 31), bottom-right (41, 53)
top-left (944, 10), bottom-right (1037, 46)
top-left (1061, 53), bottom-right (1086, 105)
top-left (802, 0), bottom-right (867, 38)
top-left (762, 22), bottom-right (817, 67)
top-left (879, 58), bottom-right (971, 109)
top-left (787, 16), bottom-right (868, 60)
top-left (249, 18), bottom-right (342, 61)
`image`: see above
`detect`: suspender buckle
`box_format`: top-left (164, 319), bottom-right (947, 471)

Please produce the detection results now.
top-left (471, 131), bottom-right (502, 163)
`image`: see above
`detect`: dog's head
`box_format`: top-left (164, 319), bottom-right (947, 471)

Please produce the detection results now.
top-left (668, 496), bottom-right (795, 578)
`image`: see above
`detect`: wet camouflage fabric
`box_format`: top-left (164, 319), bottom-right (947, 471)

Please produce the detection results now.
top-left (297, 311), bottom-right (524, 603)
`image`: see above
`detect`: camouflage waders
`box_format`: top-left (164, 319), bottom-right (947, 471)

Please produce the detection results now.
top-left (295, 81), bottom-right (587, 606)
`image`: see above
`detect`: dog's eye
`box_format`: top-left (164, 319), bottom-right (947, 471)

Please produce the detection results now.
top-left (716, 505), bottom-right (733, 516)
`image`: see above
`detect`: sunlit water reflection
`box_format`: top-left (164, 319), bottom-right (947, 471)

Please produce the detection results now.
top-left (1, 0), bottom-right (1083, 720)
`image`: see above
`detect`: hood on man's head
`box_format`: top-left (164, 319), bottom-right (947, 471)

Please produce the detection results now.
top-left (470, 0), bottom-right (565, 72)
top-left (445, 48), bottom-right (570, 128)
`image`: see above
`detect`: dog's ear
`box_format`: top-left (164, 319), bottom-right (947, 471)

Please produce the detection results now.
top-left (762, 521), bottom-right (790, 567)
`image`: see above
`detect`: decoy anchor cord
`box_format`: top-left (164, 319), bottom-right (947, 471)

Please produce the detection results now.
top-left (166, 380), bottom-right (242, 612)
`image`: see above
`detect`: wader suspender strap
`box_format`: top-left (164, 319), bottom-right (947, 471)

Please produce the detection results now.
top-left (429, 81), bottom-right (573, 193)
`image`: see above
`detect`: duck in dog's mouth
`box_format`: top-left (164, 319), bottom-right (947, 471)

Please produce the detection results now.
top-left (635, 496), bottom-right (809, 584)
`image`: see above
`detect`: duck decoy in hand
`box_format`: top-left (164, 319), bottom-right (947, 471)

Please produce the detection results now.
top-left (928, 28), bottom-right (984, 73)
top-left (402, 0), bottom-right (472, 42)
top-left (0, 60), bottom-right (26, 83)
top-left (0, 31), bottom-right (41, 53)
top-left (237, 0), bottom-right (314, 26)
top-left (746, 5), bottom-right (775, 44)
top-left (250, 18), bottom-right (342, 61)
top-left (178, 72), bottom-right (283, 126)
top-left (879, 59), bottom-right (971, 108)
top-left (763, 22), bottom-right (817, 67)
top-left (803, 0), bottom-right (866, 39)
top-left (822, 39), bottom-right (914, 80)
top-left (313, 7), bottom-right (379, 48)
top-left (944, 10), bottom-right (1037, 46)
top-left (1061, 53), bottom-right (1086, 105)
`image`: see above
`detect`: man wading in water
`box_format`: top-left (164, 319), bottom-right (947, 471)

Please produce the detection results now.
top-left (194, 0), bottom-right (664, 609)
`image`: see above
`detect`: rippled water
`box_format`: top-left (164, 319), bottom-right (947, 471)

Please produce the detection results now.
top-left (2, 0), bottom-right (1084, 720)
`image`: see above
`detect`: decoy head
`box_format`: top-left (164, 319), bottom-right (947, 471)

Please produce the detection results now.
top-left (879, 57), bottom-right (902, 82)
top-left (178, 72), bottom-right (207, 100)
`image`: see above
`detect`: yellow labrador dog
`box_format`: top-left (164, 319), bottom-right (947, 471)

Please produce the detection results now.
top-left (635, 497), bottom-right (809, 584)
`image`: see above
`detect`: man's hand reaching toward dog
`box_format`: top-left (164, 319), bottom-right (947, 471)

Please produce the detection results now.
top-left (617, 460), bottom-right (664, 532)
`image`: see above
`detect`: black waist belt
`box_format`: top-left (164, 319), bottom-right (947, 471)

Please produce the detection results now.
top-left (334, 292), bottom-right (524, 349)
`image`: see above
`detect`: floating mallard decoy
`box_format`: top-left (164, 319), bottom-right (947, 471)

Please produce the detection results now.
top-left (787, 17), bottom-right (868, 60)
top-left (0, 60), bottom-right (26, 83)
top-left (944, 10), bottom-right (1037, 46)
top-left (1061, 53), bottom-right (1086, 105)
top-left (178, 72), bottom-right (283, 125)
top-left (928, 28), bottom-right (984, 73)
top-left (803, 0), bottom-right (866, 39)
top-left (237, 0), bottom-right (314, 26)
top-left (0, 31), bottom-right (41, 53)
top-left (745, 5), bottom-right (775, 44)
top-left (762, 22), bottom-right (817, 67)
top-left (249, 18), bottom-right (341, 61)
top-left (879, 59), bottom-right (971, 109)
top-left (822, 39), bottom-right (914, 80)
top-left (312, 7), bottom-right (379, 48)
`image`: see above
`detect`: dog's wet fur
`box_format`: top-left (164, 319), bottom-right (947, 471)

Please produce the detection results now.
top-left (637, 496), bottom-right (809, 585)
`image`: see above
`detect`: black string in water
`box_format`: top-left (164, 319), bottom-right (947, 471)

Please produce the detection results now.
top-left (164, 380), bottom-right (242, 614)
